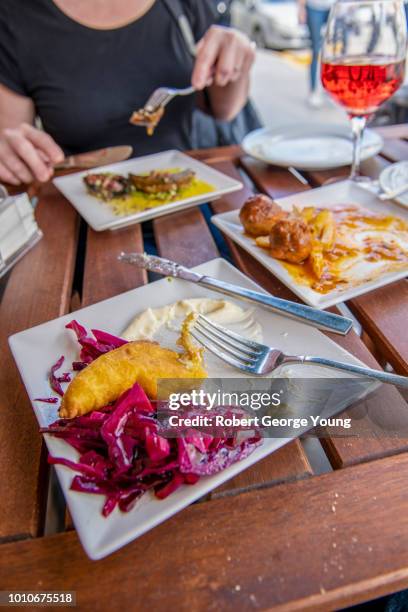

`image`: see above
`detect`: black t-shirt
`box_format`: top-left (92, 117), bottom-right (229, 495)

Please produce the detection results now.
top-left (0, 0), bottom-right (215, 155)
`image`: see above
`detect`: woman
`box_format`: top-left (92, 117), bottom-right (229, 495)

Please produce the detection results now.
top-left (298, 0), bottom-right (335, 108)
top-left (0, 0), bottom-right (255, 185)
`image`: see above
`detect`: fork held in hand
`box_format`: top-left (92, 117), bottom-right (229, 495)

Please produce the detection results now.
top-left (191, 315), bottom-right (408, 388)
top-left (144, 85), bottom-right (196, 112)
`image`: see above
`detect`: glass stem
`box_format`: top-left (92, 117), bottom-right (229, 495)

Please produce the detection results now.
top-left (349, 115), bottom-right (367, 180)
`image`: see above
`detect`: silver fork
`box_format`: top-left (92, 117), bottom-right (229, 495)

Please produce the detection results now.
top-left (144, 85), bottom-right (196, 113)
top-left (191, 315), bottom-right (408, 388)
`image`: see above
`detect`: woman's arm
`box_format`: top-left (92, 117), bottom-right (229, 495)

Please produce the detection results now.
top-left (191, 26), bottom-right (256, 122)
top-left (0, 84), bottom-right (64, 184)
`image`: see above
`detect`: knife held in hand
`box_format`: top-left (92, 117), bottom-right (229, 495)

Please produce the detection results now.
top-left (119, 252), bottom-right (353, 335)
top-left (54, 145), bottom-right (133, 170)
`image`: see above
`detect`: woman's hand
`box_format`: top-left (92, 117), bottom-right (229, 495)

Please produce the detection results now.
top-left (192, 25), bottom-right (256, 91)
top-left (0, 123), bottom-right (64, 185)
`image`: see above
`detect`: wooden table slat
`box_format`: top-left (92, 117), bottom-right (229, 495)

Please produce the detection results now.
top-left (3, 454), bottom-right (408, 611)
top-left (305, 155), bottom-right (389, 188)
top-left (347, 281), bottom-right (408, 377)
top-left (240, 156), bottom-right (310, 198)
top-left (0, 184), bottom-right (78, 541)
top-left (82, 225), bottom-right (147, 308)
top-left (187, 144), bottom-right (242, 164)
top-left (154, 208), bottom-right (219, 268)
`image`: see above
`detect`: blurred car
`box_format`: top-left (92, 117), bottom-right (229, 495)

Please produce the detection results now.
top-left (231, 0), bottom-right (310, 50)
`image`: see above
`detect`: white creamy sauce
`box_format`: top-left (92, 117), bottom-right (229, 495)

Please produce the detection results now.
top-left (122, 298), bottom-right (263, 377)
top-left (123, 298), bottom-right (262, 342)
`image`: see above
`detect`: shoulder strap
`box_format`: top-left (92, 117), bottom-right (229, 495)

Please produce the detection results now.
top-left (161, 0), bottom-right (197, 56)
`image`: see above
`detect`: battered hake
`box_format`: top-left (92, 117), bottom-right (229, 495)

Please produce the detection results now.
top-left (59, 340), bottom-right (207, 418)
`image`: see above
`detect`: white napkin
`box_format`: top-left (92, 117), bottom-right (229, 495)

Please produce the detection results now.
top-left (0, 193), bottom-right (42, 276)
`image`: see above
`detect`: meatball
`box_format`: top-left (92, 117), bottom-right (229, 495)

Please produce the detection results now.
top-left (269, 217), bottom-right (312, 264)
top-left (239, 195), bottom-right (286, 237)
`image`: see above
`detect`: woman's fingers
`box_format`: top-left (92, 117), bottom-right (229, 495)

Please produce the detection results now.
top-left (192, 26), bottom-right (222, 90)
top-left (0, 159), bottom-right (20, 185)
top-left (215, 37), bottom-right (241, 86)
top-left (3, 127), bottom-right (52, 182)
top-left (193, 26), bottom-right (256, 90)
top-left (0, 123), bottom-right (64, 184)
top-left (21, 123), bottom-right (64, 165)
top-left (0, 138), bottom-right (34, 183)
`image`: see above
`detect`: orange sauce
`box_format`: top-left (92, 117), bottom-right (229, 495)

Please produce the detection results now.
top-left (253, 204), bottom-right (408, 294)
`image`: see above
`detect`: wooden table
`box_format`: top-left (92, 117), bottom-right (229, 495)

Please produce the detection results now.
top-left (1, 125), bottom-right (408, 611)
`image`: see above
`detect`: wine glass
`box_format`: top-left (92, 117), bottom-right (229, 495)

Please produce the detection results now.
top-left (321, 0), bottom-right (407, 181)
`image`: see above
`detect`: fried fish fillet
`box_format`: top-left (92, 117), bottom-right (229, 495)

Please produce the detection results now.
top-left (59, 340), bottom-right (207, 418)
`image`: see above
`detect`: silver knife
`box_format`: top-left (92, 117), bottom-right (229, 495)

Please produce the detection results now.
top-left (118, 252), bottom-right (353, 335)
top-left (54, 145), bottom-right (133, 170)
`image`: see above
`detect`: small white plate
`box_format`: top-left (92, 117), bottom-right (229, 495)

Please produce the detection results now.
top-left (242, 124), bottom-right (384, 170)
top-left (212, 180), bottom-right (408, 309)
top-left (380, 161), bottom-right (408, 209)
top-left (9, 258), bottom-right (371, 560)
top-left (53, 150), bottom-right (242, 232)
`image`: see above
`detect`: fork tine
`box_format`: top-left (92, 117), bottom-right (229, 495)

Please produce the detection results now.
top-left (143, 84), bottom-right (195, 113)
top-left (154, 91), bottom-right (169, 105)
top-left (158, 94), bottom-right (173, 108)
top-left (194, 323), bottom-right (258, 363)
top-left (191, 330), bottom-right (256, 373)
top-left (195, 318), bottom-right (259, 359)
top-left (146, 95), bottom-right (169, 111)
top-left (197, 315), bottom-right (265, 352)
top-left (144, 95), bottom-right (157, 110)
top-left (145, 89), bottom-right (168, 110)
top-left (151, 87), bottom-right (166, 99)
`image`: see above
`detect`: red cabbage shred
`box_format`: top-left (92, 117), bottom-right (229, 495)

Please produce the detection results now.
top-left (49, 356), bottom-right (66, 397)
top-left (65, 320), bottom-right (128, 367)
top-left (41, 381), bottom-right (262, 516)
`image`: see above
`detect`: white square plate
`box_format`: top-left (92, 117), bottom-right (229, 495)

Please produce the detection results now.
top-left (9, 258), bottom-right (371, 559)
top-left (53, 150), bottom-right (242, 231)
top-left (212, 180), bottom-right (408, 309)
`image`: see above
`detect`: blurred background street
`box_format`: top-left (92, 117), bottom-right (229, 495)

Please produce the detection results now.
top-left (250, 49), bottom-right (348, 127)
top-left (215, 0), bottom-right (408, 130)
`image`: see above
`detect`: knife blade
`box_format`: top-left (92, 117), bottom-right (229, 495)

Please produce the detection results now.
top-left (55, 145), bottom-right (133, 170)
top-left (118, 252), bottom-right (353, 335)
